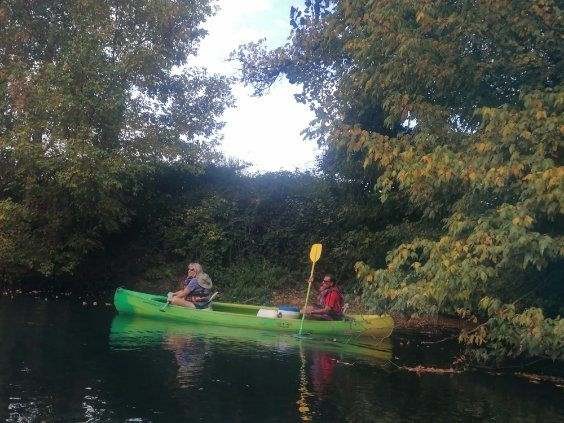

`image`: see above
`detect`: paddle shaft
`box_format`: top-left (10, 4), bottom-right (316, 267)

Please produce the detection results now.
top-left (160, 291), bottom-right (173, 311)
top-left (298, 262), bottom-right (316, 336)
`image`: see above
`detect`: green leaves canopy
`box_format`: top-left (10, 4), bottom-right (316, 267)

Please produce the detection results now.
top-left (236, 0), bottom-right (563, 365)
top-left (0, 0), bottom-right (232, 282)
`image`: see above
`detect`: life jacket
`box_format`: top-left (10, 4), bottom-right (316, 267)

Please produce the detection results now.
top-left (317, 286), bottom-right (343, 316)
top-left (184, 277), bottom-right (211, 303)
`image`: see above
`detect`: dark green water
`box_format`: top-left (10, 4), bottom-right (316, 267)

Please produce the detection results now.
top-left (1, 297), bottom-right (563, 422)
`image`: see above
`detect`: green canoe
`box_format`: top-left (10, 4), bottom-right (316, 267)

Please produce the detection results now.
top-left (114, 288), bottom-right (394, 339)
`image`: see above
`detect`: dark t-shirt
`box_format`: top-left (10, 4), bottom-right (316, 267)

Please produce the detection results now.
top-left (183, 277), bottom-right (200, 294)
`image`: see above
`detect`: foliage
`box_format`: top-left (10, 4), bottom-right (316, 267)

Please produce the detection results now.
top-left (0, 0), bottom-right (422, 304)
top-left (208, 258), bottom-right (289, 305)
top-left (460, 298), bottom-right (564, 364)
top-left (2, 0), bottom-right (561, 369)
top-left (0, 0), bottom-right (232, 284)
top-left (101, 164), bottom-right (417, 298)
top-left (236, 0), bottom-right (563, 367)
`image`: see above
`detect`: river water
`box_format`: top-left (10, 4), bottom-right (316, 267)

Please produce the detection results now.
top-left (0, 297), bottom-right (562, 422)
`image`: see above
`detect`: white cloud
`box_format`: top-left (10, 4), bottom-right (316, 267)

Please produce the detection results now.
top-left (222, 79), bottom-right (317, 172)
top-left (190, 0), bottom-right (318, 172)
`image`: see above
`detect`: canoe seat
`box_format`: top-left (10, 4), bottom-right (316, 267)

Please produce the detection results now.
top-left (196, 291), bottom-right (219, 309)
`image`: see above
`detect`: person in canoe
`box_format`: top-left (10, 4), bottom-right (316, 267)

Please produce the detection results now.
top-left (168, 262), bottom-right (213, 308)
top-left (301, 274), bottom-right (344, 320)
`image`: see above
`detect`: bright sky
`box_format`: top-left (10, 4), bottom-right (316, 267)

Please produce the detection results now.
top-left (193, 0), bottom-right (319, 172)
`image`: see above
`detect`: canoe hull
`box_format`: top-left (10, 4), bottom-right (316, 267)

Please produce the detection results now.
top-left (114, 288), bottom-right (394, 339)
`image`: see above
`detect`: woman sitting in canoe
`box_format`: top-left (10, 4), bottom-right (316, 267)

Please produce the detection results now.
top-left (301, 274), bottom-right (343, 320)
top-left (168, 262), bottom-right (213, 308)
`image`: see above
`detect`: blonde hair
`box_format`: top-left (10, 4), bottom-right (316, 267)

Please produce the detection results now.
top-left (188, 262), bottom-right (202, 275)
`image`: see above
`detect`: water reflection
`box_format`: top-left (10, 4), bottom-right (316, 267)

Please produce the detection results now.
top-left (2, 299), bottom-right (563, 421)
top-left (297, 347), bottom-right (314, 422)
top-left (110, 315), bottom-right (392, 422)
top-left (109, 315), bottom-right (392, 364)
top-left (310, 350), bottom-right (339, 395)
top-left (163, 335), bottom-right (207, 388)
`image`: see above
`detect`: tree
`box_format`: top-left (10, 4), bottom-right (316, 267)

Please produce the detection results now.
top-left (0, 0), bottom-right (232, 284)
top-left (236, 0), bottom-right (563, 365)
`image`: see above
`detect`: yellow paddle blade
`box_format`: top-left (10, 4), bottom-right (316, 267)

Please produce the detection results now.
top-left (309, 244), bottom-right (322, 263)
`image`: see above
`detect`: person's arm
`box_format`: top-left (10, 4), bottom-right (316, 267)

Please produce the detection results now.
top-left (307, 304), bottom-right (331, 315)
top-left (183, 278), bottom-right (199, 296)
top-left (172, 277), bottom-right (195, 298)
top-left (307, 291), bottom-right (338, 315)
top-left (171, 288), bottom-right (184, 297)
top-left (302, 303), bottom-right (331, 316)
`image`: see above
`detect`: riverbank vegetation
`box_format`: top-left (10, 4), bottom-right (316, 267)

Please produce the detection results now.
top-left (1, 1), bottom-right (562, 370)
top-left (235, 0), bottom-right (563, 367)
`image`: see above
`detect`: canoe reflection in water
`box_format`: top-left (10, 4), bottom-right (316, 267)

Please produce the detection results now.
top-left (110, 315), bottom-right (392, 361)
top-left (109, 315), bottom-right (392, 415)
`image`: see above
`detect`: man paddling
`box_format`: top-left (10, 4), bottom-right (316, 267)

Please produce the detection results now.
top-left (168, 262), bottom-right (213, 308)
top-left (301, 274), bottom-right (343, 320)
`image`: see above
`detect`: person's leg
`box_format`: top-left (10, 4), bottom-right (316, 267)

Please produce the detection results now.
top-left (306, 313), bottom-right (333, 320)
top-left (301, 305), bottom-right (318, 315)
top-left (304, 310), bottom-right (342, 320)
top-left (171, 289), bottom-right (184, 297)
top-left (301, 306), bottom-right (336, 319)
top-left (170, 297), bottom-right (196, 308)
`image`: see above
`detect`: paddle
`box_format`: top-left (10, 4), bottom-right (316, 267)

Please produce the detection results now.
top-left (298, 243), bottom-right (322, 336)
top-left (160, 292), bottom-right (173, 312)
